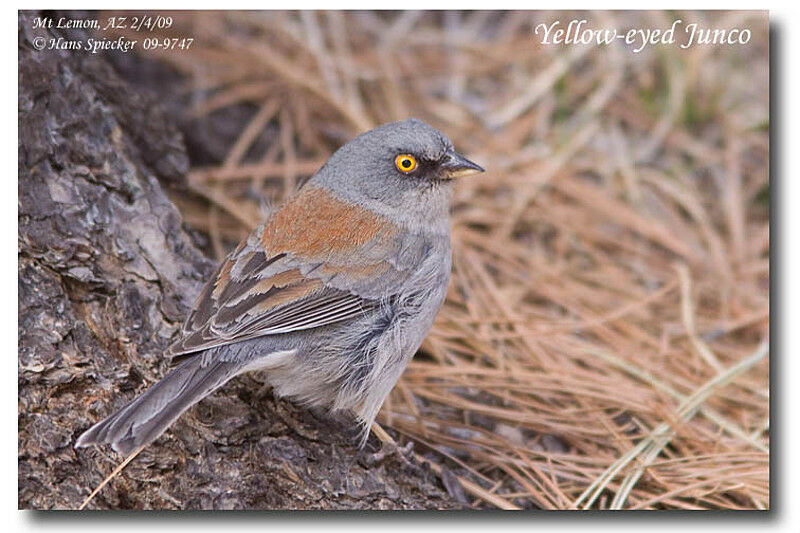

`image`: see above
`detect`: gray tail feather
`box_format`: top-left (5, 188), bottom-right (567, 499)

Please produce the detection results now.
top-left (75, 356), bottom-right (241, 456)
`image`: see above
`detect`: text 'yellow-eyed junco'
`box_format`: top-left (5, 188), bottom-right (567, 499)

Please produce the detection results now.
top-left (76, 118), bottom-right (484, 455)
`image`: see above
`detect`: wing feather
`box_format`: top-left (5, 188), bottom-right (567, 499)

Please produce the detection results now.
top-left (166, 185), bottom-right (430, 358)
top-left (166, 250), bottom-right (382, 358)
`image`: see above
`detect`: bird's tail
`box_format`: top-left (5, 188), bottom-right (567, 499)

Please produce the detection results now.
top-left (75, 355), bottom-right (242, 456)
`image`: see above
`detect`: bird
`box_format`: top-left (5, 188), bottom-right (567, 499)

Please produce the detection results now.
top-left (75, 118), bottom-right (484, 456)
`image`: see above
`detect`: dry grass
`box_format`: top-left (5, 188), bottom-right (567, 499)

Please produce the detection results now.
top-left (102, 10), bottom-right (769, 509)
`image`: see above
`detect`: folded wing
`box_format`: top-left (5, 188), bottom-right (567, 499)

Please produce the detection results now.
top-left (166, 185), bottom-right (428, 357)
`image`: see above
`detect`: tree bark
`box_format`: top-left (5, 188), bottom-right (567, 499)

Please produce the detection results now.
top-left (18, 11), bottom-right (458, 510)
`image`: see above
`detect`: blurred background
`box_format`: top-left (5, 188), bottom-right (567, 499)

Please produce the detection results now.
top-left (98, 10), bottom-right (769, 509)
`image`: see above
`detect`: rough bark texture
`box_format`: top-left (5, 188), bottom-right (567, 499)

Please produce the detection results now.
top-left (18, 11), bottom-right (457, 510)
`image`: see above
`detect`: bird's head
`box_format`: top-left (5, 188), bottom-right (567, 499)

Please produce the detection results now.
top-left (311, 119), bottom-right (484, 228)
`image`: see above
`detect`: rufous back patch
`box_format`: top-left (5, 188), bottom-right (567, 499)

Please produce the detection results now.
top-left (261, 186), bottom-right (398, 260)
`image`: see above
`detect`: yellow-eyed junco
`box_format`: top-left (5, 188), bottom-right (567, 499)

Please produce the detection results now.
top-left (76, 118), bottom-right (484, 455)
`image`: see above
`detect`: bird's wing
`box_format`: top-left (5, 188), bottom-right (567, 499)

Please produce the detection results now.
top-left (166, 185), bottom-right (429, 358)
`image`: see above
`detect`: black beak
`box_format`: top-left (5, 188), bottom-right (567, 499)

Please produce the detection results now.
top-left (439, 150), bottom-right (485, 179)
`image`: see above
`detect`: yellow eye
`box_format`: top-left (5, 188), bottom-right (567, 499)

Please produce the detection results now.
top-left (394, 154), bottom-right (417, 173)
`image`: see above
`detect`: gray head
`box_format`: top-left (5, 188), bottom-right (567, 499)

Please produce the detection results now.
top-left (309, 119), bottom-right (484, 230)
